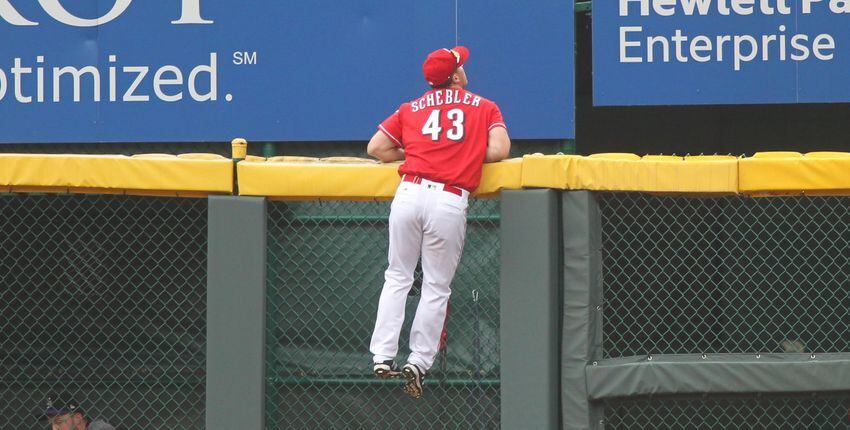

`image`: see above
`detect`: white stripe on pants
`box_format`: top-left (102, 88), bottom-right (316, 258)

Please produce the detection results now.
top-left (370, 178), bottom-right (468, 371)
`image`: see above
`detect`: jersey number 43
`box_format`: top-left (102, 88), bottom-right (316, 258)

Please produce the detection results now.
top-left (421, 108), bottom-right (465, 142)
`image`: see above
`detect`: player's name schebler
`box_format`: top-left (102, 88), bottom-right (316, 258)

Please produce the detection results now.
top-left (0, 52), bottom-right (222, 103)
top-left (410, 89), bottom-right (484, 113)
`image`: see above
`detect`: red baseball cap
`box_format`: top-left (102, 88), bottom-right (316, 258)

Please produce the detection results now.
top-left (422, 46), bottom-right (469, 86)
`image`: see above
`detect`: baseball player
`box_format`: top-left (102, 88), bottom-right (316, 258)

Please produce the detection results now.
top-left (367, 45), bottom-right (510, 399)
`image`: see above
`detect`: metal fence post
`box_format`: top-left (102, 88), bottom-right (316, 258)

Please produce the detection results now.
top-left (206, 196), bottom-right (267, 430)
top-left (561, 191), bottom-right (604, 430)
top-left (500, 189), bottom-right (561, 430)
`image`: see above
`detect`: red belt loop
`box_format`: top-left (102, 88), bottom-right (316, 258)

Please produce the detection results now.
top-left (403, 175), bottom-right (422, 185)
top-left (442, 185), bottom-right (463, 197)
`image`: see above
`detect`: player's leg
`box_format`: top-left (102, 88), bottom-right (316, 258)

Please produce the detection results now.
top-left (370, 184), bottom-right (424, 369)
top-left (406, 191), bottom-right (467, 389)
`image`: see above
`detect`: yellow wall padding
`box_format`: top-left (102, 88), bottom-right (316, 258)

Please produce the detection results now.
top-left (237, 157), bottom-right (524, 199)
top-left (752, 151), bottom-right (804, 158)
top-left (237, 159), bottom-right (398, 199)
top-left (521, 154), bottom-right (738, 193)
top-left (477, 158), bottom-right (523, 197)
top-left (588, 153), bottom-right (641, 160)
top-left (131, 153), bottom-right (177, 159)
top-left (739, 152), bottom-right (850, 196)
top-left (520, 154), bottom-right (576, 190)
top-left (0, 154), bottom-right (233, 196)
top-left (684, 155), bottom-right (738, 162)
top-left (267, 156), bottom-right (319, 162)
top-left (806, 152), bottom-right (850, 159)
top-left (642, 155), bottom-right (684, 162)
top-left (177, 153), bottom-right (228, 160)
top-left (319, 157), bottom-right (376, 164)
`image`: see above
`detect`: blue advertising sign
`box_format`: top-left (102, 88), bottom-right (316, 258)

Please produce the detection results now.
top-left (594, 0), bottom-right (850, 105)
top-left (0, 1), bottom-right (573, 143)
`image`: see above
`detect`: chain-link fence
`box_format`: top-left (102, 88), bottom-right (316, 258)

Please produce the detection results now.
top-left (7, 189), bottom-right (847, 429)
top-left (0, 194), bottom-right (207, 430)
top-left (266, 198), bottom-right (501, 430)
top-left (596, 193), bottom-right (850, 428)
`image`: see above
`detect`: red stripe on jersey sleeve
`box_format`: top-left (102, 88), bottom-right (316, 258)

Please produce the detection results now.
top-left (379, 125), bottom-right (403, 147)
top-left (379, 109), bottom-right (404, 148)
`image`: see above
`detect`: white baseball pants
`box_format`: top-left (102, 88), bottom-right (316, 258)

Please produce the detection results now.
top-left (370, 177), bottom-right (468, 371)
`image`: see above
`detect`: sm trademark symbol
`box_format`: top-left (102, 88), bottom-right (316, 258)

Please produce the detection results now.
top-left (233, 51), bottom-right (258, 65)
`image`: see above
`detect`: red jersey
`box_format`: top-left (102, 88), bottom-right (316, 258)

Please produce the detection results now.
top-left (378, 88), bottom-right (506, 191)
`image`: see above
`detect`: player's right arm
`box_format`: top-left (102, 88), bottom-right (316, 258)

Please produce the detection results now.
top-left (367, 131), bottom-right (405, 162)
top-left (369, 108), bottom-right (406, 162)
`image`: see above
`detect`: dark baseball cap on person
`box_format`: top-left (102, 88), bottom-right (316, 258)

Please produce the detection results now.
top-left (37, 396), bottom-right (83, 421)
top-left (422, 46), bottom-right (469, 86)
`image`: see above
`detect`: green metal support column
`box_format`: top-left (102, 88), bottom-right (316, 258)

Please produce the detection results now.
top-left (206, 196), bottom-right (267, 430)
top-left (500, 189), bottom-right (561, 430)
top-left (561, 191), bottom-right (604, 430)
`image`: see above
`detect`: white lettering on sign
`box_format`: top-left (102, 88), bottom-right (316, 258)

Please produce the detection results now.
top-left (0, 1), bottom-right (38, 25)
top-left (39, 0), bottom-right (133, 27)
top-left (619, 0), bottom-right (796, 16)
top-left (172, 0), bottom-right (213, 24)
top-left (618, 25), bottom-right (836, 71)
top-left (0, 0), bottom-right (212, 26)
top-left (0, 52), bottom-right (219, 104)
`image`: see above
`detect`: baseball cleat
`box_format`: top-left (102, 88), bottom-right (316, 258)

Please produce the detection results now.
top-left (402, 363), bottom-right (425, 399)
top-left (373, 360), bottom-right (401, 379)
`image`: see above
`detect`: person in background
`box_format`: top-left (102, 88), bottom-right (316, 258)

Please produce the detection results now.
top-left (38, 396), bottom-right (115, 430)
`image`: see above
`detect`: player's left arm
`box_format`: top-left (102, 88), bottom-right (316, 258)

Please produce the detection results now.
top-left (484, 126), bottom-right (510, 162)
top-left (484, 103), bottom-right (510, 162)
top-left (367, 131), bottom-right (405, 162)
